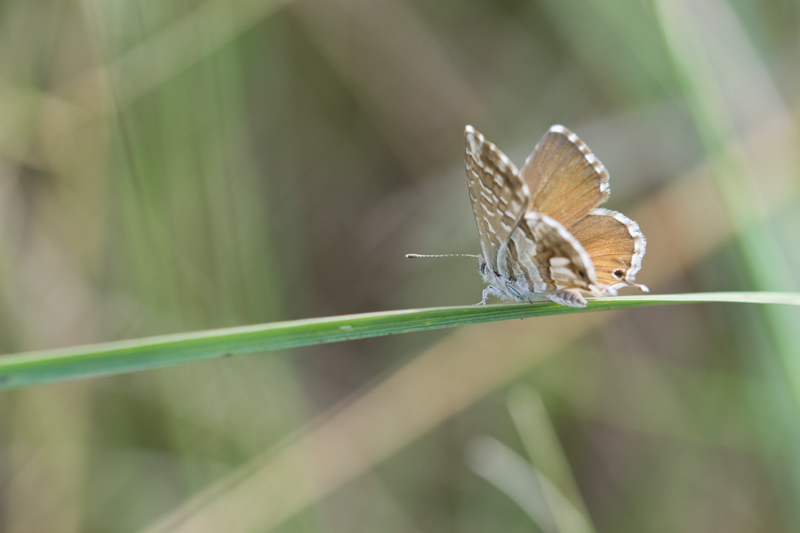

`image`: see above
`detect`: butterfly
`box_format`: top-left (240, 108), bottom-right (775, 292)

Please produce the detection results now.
top-left (409, 125), bottom-right (647, 307)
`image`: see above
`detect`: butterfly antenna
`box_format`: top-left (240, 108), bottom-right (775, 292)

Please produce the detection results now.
top-left (406, 253), bottom-right (482, 259)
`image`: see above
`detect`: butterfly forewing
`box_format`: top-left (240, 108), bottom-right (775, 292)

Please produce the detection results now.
top-left (568, 208), bottom-right (647, 291)
top-left (519, 125), bottom-right (610, 230)
top-left (465, 126), bottom-right (530, 271)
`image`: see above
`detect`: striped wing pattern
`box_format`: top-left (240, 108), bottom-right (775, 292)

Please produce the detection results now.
top-left (464, 126), bottom-right (529, 272)
top-left (465, 125), bottom-right (647, 307)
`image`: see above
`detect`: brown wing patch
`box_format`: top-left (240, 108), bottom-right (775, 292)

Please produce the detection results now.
top-left (519, 125), bottom-right (610, 229)
top-left (569, 208), bottom-right (647, 293)
top-left (515, 212), bottom-right (596, 293)
top-left (465, 126), bottom-right (530, 271)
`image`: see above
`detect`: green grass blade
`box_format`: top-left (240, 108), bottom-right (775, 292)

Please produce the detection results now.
top-left (1, 292), bottom-right (798, 392)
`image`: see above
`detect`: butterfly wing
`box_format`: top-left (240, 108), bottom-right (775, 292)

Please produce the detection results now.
top-left (568, 208), bottom-right (647, 293)
top-left (519, 125), bottom-right (610, 230)
top-left (490, 211), bottom-right (596, 307)
top-left (465, 126), bottom-right (531, 271)
top-left (508, 212), bottom-right (596, 292)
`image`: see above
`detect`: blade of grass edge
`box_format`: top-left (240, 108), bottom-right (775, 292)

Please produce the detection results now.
top-left (0, 292), bottom-right (798, 392)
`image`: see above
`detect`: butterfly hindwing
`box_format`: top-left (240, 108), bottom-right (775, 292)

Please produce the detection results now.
top-left (489, 212), bottom-right (597, 307)
top-left (568, 208), bottom-right (647, 293)
top-left (515, 212), bottom-right (595, 291)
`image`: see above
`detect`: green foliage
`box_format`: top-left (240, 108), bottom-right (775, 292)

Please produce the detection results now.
top-left (2, 293), bottom-right (797, 392)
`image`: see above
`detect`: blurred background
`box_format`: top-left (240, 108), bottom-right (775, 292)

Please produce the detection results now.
top-left (1, 0), bottom-right (800, 531)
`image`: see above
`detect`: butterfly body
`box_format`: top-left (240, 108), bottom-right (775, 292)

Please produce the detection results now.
top-left (465, 125), bottom-right (647, 307)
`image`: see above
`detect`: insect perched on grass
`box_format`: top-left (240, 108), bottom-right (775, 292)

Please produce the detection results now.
top-left (408, 125), bottom-right (647, 307)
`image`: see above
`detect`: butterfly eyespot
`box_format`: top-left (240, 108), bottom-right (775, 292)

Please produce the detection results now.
top-left (613, 269), bottom-right (625, 279)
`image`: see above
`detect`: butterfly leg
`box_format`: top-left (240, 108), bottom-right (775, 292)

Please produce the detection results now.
top-left (476, 285), bottom-right (508, 305)
top-left (546, 289), bottom-right (587, 308)
top-left (476, 287), bottom-right (493, 305)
